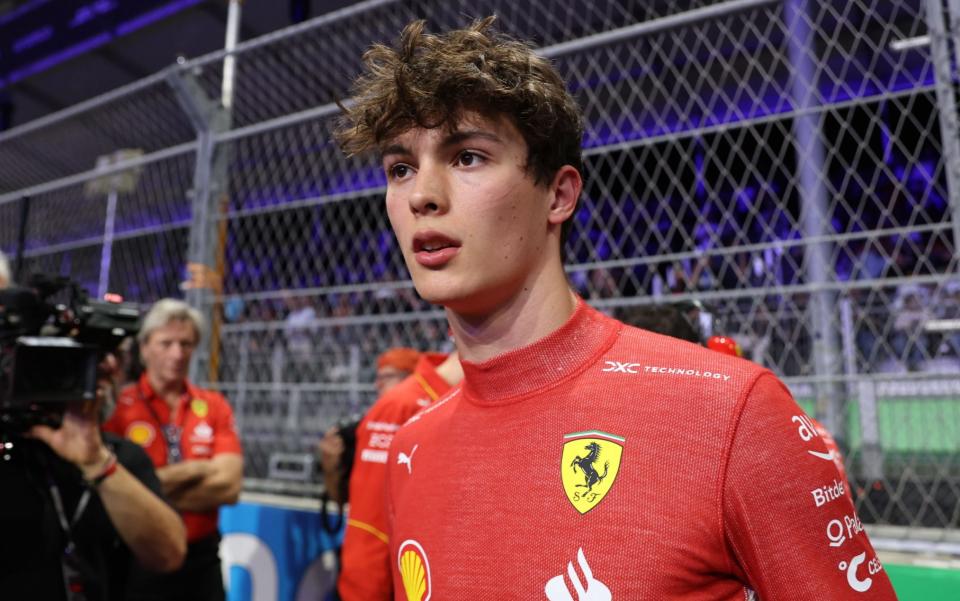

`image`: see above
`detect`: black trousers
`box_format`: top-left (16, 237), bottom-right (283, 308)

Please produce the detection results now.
top-left (128, 533), bottom-right (225, 601)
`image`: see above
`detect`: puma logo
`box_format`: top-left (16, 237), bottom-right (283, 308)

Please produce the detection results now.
top-left (397, 444), bottom-right (418, 474)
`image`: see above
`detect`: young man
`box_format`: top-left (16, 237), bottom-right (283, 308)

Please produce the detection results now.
top-left (336, 17), bottom-right (896, 600)
top-left (103, 299), bottom-right (243, 601)
top-left (337, 351), bottom-right (462, 600)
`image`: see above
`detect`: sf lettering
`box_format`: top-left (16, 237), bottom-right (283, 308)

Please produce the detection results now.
top-left (572, 490), bottom-right (600, 503)
top-left (826, 513), bottom-right (864, 547)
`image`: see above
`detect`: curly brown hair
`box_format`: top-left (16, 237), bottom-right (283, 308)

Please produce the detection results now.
top-left (335, 16), bottom-right (584, 187)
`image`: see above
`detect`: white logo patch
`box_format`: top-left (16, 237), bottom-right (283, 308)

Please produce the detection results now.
top-left (601, 361), bottom-right (641, 374)
top-left (397, 444), bottom-right (418, 475)
top-left (544, 547), bottom-right (611, 601)
top-left (190, 421), bottom-right (213, 442)
top-left (811, 479), bottom-right (846, 507)
top-left (602, 360), bottom-right (731, 381)
top-left (838, 551), bottom-right (882, 593)
top-left (361, 449), bottom-right (388, 464)
top-left (366, 421), bottom-right (400, 433)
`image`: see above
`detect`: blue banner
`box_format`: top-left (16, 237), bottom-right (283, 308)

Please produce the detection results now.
top-left (220, 499), bottom-right (345, 601)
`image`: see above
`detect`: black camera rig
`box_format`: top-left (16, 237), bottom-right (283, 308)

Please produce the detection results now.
top-left (0, 275), bottom-right (140, 432)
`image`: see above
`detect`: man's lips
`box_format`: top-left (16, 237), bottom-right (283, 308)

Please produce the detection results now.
top-left (413, 231), bottom-right (461, 267)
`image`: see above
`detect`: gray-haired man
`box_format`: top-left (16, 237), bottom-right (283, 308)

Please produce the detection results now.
top-left (103, 298), bottom-right (242, 601)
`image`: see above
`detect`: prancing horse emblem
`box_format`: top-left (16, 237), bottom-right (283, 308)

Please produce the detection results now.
top-left (561, 431), bottom-right (624, 514)
top-left (571, 442), bottom-right (609, 492)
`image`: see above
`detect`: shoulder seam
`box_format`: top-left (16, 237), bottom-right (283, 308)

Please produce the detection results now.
top-left (403, 387), bottom-right (461, 427)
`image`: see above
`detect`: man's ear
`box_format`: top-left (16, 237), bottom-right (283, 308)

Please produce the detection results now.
top-left (547, 165), bottom-right (582, 226)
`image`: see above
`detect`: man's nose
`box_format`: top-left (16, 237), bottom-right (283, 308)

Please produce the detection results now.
top-left (409, 162), bottom-right (449, 216)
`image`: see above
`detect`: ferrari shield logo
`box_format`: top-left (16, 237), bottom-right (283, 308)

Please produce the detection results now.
top-left (561, 430), bottom-right (625, 514)
top-left (191, 399), bottom-right (209, 418)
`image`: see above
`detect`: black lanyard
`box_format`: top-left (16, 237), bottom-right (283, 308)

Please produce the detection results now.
top-left (139, 388), bottom-right (184, 464)
top-left (41, 454), bottom-right (92, 601)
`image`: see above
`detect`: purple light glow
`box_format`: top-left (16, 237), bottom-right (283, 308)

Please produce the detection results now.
top-left (114, 0), bottom-right (203, 37)
top-left (0, 0), bottom-right (50, 27)
top-left (0, 0), bottom-right (204, 91)
top-left (69, 0), bottom-right (119, 29)
top-left (13, 25), bottom-right (53, 53)
top-left (7, 32), bottom-right (111, 85)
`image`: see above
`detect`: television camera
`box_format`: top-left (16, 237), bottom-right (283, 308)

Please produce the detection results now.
top-left (0, 275), bottom-right (140, 433)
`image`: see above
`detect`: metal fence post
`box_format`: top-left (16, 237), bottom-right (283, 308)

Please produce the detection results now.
top-left (785, 0), bottom-right (846, 440)
top-left (841, 294), bottom-right (885, 480)
top-left (13, 196), bottom-right (29, 282)
top-left (167, 67), bottom-right (231, 382)
top-left (933, 0), bottom-right (960, 266)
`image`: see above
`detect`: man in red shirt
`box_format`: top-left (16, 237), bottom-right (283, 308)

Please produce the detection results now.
top-left (335, 16), bottom-right (896, 600)
top-left (318, 347), bottom-right (423, 506)
top-left (374, 347), bottom-right (423, 396)
top-left (104, 299), bottom-right (242, 601)
top-left (337, 352), bottom-right (462, 600)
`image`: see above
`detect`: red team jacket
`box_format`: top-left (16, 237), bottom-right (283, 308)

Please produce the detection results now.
top-left (385, 300), bottom-right (897, 599)
top-left (338, 353), bottom-right (454, 601)
top-left (103, 375), bottom-right (242, 542)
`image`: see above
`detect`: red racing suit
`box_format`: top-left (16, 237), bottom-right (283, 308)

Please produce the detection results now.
top-left (385, 299), bottom-right (897, 599)
top-left (103, 375), bottom-right (242, 542)
top-left (337, 353), bottom-right (453, 601)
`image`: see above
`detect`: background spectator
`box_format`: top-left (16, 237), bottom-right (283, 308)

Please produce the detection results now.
top-left (891, 284), bottom-right (933, 371)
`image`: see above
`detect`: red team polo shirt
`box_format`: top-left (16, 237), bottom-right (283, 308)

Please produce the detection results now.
top-left (338, 353), bottom-right (454, 601)
top-left (385, 299), bottom-right (896, 600)
top-left (103, 375), bottom-right (242, 542)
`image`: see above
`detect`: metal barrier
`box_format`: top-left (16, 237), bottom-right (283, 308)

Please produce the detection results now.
top-left (1, 0), bottom-right (957, 539)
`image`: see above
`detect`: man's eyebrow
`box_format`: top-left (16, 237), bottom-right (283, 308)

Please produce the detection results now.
top-left (379, 143), bottom-right (410, 160)
top-left (441, 129), bottom-right (504, 148)
top-left (378, 129), bottom-right (503, 159)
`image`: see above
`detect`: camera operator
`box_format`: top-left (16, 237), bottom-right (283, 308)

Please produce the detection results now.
top-left (0, 353), bottom-right (187, 601)
top-left (103, 299), bottom-right (243, 601)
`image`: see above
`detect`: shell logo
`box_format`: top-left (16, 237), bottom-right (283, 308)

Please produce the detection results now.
top-left (397, 539), bottom-right (431, 601)
top-left (126, 421), bottom-right (155, 447)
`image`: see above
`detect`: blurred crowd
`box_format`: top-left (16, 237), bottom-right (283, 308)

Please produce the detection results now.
top-left (213, 238), bottom-right (959, 386)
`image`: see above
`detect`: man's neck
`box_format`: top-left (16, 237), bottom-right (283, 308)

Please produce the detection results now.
top-left (448, 267), bottom-right (577, 363)
top-left (434, 352), bottom-right (464, 386)
top-left (148, 375), bottom-right (186, 409)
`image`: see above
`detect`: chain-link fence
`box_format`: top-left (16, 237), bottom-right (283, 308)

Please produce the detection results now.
top-left (1, 0), bottom-right (958, 542)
